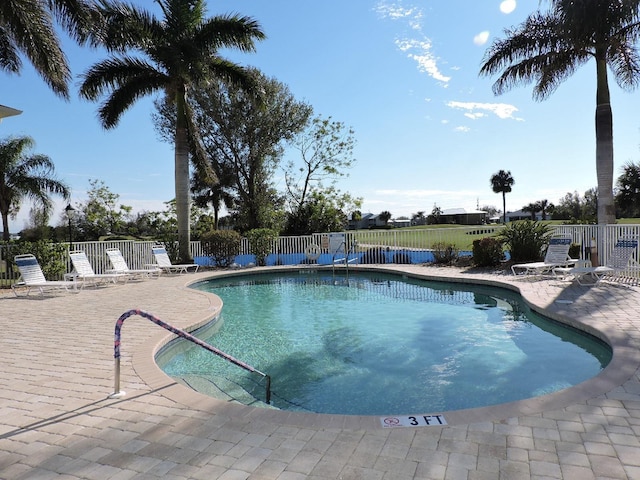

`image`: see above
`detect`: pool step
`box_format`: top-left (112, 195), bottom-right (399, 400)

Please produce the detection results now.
top-left (176, 374), bottom-right (276, 409)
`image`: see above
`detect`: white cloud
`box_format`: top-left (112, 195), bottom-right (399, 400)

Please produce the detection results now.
top-left (474, 31), bottom-right (490, 46)
top-left (454, 126), bottom-right (471, 132)
top-left (376, 2), bottom-right (450, 84)
top-left (395, 39), bottom-right (451, 83)
top-left (500, 0), bottom-right (516, 14)
top-left (464, 112), bottom-right (487, 120)
top-left (446, 101), bottom-right (522, 120)
top-left (374, 2), bottom-right (422, 23)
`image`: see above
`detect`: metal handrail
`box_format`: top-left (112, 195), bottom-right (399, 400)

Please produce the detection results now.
top-left (110, 309), bottom-right (271, 404)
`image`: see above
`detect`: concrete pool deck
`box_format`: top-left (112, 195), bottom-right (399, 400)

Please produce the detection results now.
top-left (1, 264), bottom-right (640, 479)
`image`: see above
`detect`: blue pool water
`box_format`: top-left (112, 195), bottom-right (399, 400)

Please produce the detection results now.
top-left (157, 271), bottom-right (611, 416)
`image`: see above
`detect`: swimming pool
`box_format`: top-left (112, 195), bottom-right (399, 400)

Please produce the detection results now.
top-left (157, 270), bottom-right (612, 416)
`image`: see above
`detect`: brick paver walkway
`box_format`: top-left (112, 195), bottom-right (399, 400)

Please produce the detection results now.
top-left (1, 265), bottom-right (640, 479)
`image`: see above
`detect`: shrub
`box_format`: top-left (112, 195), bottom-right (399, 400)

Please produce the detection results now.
top-left (497, 221), bottom-right (552, 263)
top-left (360, 247), bottom-right (387, 264)
top-left (431, 242), bottom-right (458, 265)
top-left (10, 240), bottom-right (67, 279)
top-left (201, 230), bottom-right (241, 268)
top-left (246, 228), bottom-right (278, 266)
top-left (472, 237), bottom-right (505, 267)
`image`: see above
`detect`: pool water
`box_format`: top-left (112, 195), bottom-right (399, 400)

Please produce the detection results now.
top-left (157, 271), bottom-right (612, 415)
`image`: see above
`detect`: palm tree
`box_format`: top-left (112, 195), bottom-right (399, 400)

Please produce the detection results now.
top-left (79, 0), bottom-right (265, 262)
top-left (480, 0), bottom-right (640, 225)
top-left (0, 136), bottom-right (69, 240)
top-left (490, 170), bottom-right (514, 223)
top-left (0, 0), bottom-right (96, 98)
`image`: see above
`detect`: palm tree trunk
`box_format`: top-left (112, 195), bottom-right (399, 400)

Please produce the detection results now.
top-left (595, 54), bottom-right (615, 225)
top-left (502, 192), bottom-right (506, 223)
top-left (175, 88), bottom-right (192, 262)
top-left (1, 212), bottom-right (10, 241)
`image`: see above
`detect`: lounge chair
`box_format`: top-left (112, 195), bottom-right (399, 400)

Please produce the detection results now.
top-left (147, 245), bottom-right (199, 274)
top-left (12, 254), bottom-right (82, 296)
top-left (554, 237), bottom-right (639, 285)
top-left (511, 236), bottom-right (577, 276)
top-left (66, 250), bottom-right (130, 286)
top-left (105, 248), bottom-right (161, 279)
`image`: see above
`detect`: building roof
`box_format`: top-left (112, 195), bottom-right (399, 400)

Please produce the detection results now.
top-left (441, 208), bottom-right (487, 215)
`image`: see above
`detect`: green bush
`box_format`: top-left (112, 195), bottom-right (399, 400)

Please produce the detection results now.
top-left (10, 241), bottom-right (67, 279)
top-left (497, 221), bottom-right (552, 263)
top-left (246, 228), bottom-right (277, 266)
top-left (431, 242), bottom-right (458, 265)
top-left (201, 230), bottom-right (241, 268)
top-left (472, 237), bottom-right (505, 267)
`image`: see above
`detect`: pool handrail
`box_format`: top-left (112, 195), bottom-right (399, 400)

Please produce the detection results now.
top-left (110, 309), bottom-right (271, 404)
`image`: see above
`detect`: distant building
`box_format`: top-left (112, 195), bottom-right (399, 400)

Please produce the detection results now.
top-left (439, 208), bottom-right (488, 225)
top-left (505, 210), bottom-right (542, 222)
top-left (347, 213), bottom-right (391, 230)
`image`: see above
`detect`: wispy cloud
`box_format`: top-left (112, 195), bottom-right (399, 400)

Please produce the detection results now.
top-left (446, 101), bottom-right (523, 120)
top-left (375, 1), bottom-right (450, 85)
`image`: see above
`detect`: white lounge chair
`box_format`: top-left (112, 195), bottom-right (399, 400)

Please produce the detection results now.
top-left (147, 245), bottom-right (199, 274)
top-left (511, 236), bottom-right (577, 276)
top-left (12, 254), bottom-right (82, 296)
top-left (105, 248), bottom-right (161, 279)
top-left (554, 237), bottom-right (639, 285)
top-left (66, 250), bottom-right (130, 286)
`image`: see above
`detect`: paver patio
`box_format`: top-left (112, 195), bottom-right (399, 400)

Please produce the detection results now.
top-left (1, 264), bottom-right (640, 479)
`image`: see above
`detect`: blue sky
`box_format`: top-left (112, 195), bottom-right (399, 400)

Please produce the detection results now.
top-left (3, 0), bottom-right (640, 232)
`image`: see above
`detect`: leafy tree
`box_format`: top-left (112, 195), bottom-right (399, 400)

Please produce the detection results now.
top-left (480, 0), bottom-right (640, 225)
top-left (285, 116), bottom-right (356, 211)
top-left (74, 179), bottom-right (132, 240)
top-left (552, 189), bottom-right (597, 223)
top-left (79, 0), bottom-right (265, 262)
top-left (411, 211), bottom-right (426, 226)
top-left (615, 161), bottom-right (640, 217)
top-left (283, 187), bottom-right (360, 235)
top-left (379, 210), bottom-right (392, 224)
top-left (480, 205), bottom-right (499, 217)
top-left (0, 136), bottom-right (69, 240)
top-left (0, 0), bottom-right (95, 97)
top-left (155, 68), bottom-right (311, 233)
top-left (490, 170), bottom-right (514, 223)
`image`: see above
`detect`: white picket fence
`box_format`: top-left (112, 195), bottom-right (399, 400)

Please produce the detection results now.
top-left (2, 224), bottom-right (640, 286)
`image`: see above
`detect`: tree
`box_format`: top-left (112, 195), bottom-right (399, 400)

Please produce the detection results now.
top-left (0, 136), bottom-right (69, 240)
top-left (615, 161), bottom-right (640, 217)
top-left (74, 179), bottom-right (132, 240)
top-left (552, 189), bottom-right (597, 223)
top-left (379, 211), bottom-right (392, 225)
top-left (284, 187), bottom-right (360, 235)
top-left (522, 202), bottom-right (539, 220)
top-left (538, 199), bottom-right (554, 220)
top-left (411, 211), bottom-right (426, 226)
top-left (79, 0), bottom-right (265, 262)
top-left (0, 0), bottom-right (96, 97)
top-left (285, 116), bottom-right (356, 211)
top-left (490, 170), bottom-right (514, 223)
top-left (480, 0), bottom-right (640, 225)
top-left (155, 68), bottom-right (311, 233)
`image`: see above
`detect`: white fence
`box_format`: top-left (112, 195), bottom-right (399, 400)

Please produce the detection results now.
top-left (2, 224), bottom-right (640, 286)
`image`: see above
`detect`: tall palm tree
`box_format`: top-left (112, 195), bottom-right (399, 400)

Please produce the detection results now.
top-left (79, 0), bottom-right (265, 262)
top-left (0, 136), bottom-right (69, 240)
top-left (0, 0), bottom-right (96, 98)
top-left (480, 0), bottom-right (640, 225)
top-left (490, 169), bottom-right (514, 223)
